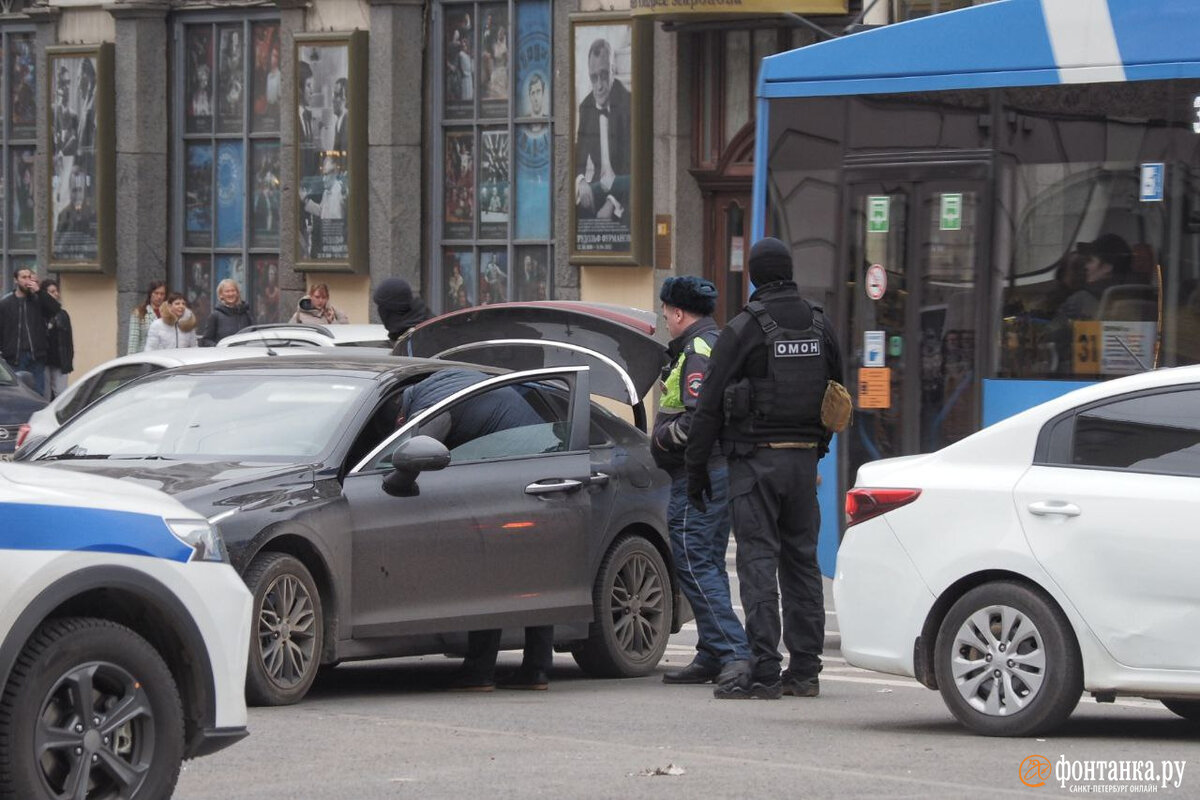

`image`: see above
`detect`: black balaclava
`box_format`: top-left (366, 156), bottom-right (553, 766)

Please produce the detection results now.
top-left (748, 237), bottom-right (793, 287)
top-left (373, 278), bottom-right (433, 340)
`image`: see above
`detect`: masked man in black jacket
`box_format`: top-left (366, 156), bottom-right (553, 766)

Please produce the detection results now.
top-left (685, 238), bottom-right (843, 700)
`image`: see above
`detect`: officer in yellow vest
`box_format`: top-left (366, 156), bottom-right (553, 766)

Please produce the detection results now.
top-left (653, 276), bottom-right (751, 686)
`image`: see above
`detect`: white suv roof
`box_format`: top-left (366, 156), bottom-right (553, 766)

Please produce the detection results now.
top-left (217, 323), bottom-right (391, 349)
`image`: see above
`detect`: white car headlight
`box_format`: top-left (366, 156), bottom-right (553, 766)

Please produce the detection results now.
top-left (167, 519), bottom-right (229, 563)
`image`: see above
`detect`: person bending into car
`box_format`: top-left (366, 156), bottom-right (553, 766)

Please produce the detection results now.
top-left (398, 368), bottom-right (556, 691)
top-left (653, 276), bottom-right (751, 687)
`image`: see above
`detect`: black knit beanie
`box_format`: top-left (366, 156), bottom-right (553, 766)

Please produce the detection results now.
top-left (748, 237), bottom-right (793, 286)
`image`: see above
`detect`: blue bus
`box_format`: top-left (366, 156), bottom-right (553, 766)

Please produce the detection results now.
top-left (752, 0), bottom-right (1200, 574)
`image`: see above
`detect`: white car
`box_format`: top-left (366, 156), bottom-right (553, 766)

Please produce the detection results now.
top-left (217, 323), bottom-right (391, 349)
top-left (18, 346), bottom-right (291, 452)
top-left (0, 462), bottom-right (251, 798)
top-left (834, 365), bottom-right (1200, 736)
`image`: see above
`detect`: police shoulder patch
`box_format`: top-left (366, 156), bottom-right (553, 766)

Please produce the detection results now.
top-left (686, 372), bottom-right (704, 397)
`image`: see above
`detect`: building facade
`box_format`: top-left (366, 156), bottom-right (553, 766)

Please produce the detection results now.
top-left (1, 0), bottom-right (982, 378)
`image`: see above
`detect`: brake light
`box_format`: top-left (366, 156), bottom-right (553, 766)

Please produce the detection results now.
top-left (845, 488), bottom-right (921, 527)
top-left (16, 424), bottom-right (29, 448)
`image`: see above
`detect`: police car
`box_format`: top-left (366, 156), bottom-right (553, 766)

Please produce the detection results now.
top-left (0, 463), bottom-right (251, 799)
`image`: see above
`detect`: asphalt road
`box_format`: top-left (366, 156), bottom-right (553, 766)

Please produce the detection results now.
top-left (176, 569), bottom-right (1198, 799)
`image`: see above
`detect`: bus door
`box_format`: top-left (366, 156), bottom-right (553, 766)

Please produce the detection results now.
top-left (842, 171), bottom-right (989, 491)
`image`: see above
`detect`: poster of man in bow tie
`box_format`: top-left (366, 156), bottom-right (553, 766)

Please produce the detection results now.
top-left (572, 24), bottom-right (633, 257)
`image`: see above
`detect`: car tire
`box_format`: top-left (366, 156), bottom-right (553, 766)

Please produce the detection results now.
top-left (934, 581), bottom-right (1082, 737)
top-left (0, 617), bottom-right (184, 800)
top-left (1161, 700), bottom-right (1200, 723)
top-left (572, 536), bottom-right (672, 678)
top-left (244, 552), bottom-right (324, 707)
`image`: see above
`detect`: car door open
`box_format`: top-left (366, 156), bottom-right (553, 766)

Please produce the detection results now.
top-left (342, 367), bottom-right (594, 639)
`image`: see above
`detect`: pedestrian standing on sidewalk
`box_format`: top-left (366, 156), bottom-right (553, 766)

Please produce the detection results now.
top-left (40, 278), bottom-right (74, 399)
top-left (652, 276), bottom-right (751, 687)
top-left (685, 237), bottom-right (843, 700)
top-left (128, 280), bottom-right (167, 353)
top-left (199, 279), bottom-right (254, 345)
top-left (145, 292), bottom-right (199, 350)
top-left (0, 266), bottom-right (61, 397)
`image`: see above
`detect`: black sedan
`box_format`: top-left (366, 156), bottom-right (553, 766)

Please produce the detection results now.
top-left (0, 360), bottom-right (46, 458)
top-left (26, 306), bottom-right (678, 705)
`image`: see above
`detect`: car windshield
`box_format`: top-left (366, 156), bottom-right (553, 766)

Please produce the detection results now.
top-left (0, 360), bottom-right (15, 387)
top-left (33, 372), bottom-right (370, 460)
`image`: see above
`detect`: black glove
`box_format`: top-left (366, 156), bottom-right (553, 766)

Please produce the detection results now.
top-left (687, 469), bottom-right (712, 513)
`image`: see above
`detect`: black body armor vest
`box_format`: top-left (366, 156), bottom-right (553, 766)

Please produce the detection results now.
top-left (724, 300), bottom-right (828, 442)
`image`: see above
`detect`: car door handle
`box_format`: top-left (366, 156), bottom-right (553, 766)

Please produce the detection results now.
top-left (588, 472), bottom-right (610, 487)
top-left (525, 479), bottom-right (583, 495)
top-left (1027, 501), bottom-right (1081, 517)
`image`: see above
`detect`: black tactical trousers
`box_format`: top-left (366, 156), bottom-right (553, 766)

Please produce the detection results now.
top-left (729, 446), bottom-right (825, 681)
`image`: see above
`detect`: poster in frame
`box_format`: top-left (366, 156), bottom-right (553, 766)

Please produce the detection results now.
top-left (443, 247), bottom-right (475, 311)
top-left (514, 0), bottom-right (551, 240)
top-left (47, 44), bottom-right (114, 274)
top-left (568, 15), bottom-right (650, 266)
top-left (10, 34), bottom-right (37, 140)
top-left (443, 6), bottom-right (475, 121)
top-left (294, 31), bottom-right (367, 273)
top-left (443, 129), bottom-right (474, 240)
top-left (478, 128), bottom-right (509, 240)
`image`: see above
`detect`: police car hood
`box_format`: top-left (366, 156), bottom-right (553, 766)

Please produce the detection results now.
top-left (0, 462), bottom-right (201, 521)
top-left (393, 301), bottom-right (665, 406)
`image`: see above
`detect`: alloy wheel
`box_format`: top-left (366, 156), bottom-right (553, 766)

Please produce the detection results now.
top-left (608, 551), bottom-right (667, 660)
top-left (950, 603), bottom-right (1047, 716)
top-left (258, 573), bottom-right (319, 690)
top-left (34, 660), bottom-right (156, 799)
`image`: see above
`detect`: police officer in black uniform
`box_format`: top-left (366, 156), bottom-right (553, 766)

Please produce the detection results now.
top-left (685, 237), bottom-right (843, 700)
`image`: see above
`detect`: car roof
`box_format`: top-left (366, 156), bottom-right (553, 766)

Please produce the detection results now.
top-left (140, 351), bottom-right (498, 381)
top-left (217, 323), bottom-right (390, 347)
top-left (60, 346), bottom-right (298, 392)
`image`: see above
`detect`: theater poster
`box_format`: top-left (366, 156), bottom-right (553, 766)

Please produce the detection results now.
top-left (568, 16), bottom-right (650, 266)
top-left (47, 44), bottom-right (114, 273)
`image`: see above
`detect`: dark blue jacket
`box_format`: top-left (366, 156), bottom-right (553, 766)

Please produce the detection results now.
top-left (400, 368), bottom-right (542, 450)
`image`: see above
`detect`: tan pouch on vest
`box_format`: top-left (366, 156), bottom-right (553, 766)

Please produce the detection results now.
top-left (821, 380), bottom-right (852, 433)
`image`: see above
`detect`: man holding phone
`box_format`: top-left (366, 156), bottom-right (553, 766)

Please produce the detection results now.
top-left (0, 267), bottom-right (62, 397)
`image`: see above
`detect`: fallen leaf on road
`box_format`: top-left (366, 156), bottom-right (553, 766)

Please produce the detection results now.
top-left (638, 764), bottom-right (686, 777)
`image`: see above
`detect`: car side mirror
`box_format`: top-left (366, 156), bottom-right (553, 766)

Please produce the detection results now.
top-left (382, 435), bottom-right (450, 497)
top-left (15, 371), bottom-right (37, 392)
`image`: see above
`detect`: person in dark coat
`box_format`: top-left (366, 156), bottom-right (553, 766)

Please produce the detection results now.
top-left (399, 368), bottom-right (556, 691)
top-left (0, 266), bottom-right (61, 397)
top-left (199, 278), bottom-right (254, 346)
top-left (40, 278), bottom-right (74, 399)
top-left (373, 278), bottom-right (433, 342)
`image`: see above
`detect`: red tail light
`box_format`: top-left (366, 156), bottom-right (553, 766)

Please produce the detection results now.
top-left (16, 424), bottom-right (30, 448)
top-left (845, 488), bottom-right (921, 527)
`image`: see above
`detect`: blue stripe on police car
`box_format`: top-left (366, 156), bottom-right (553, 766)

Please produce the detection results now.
top-left (0, 502), bottom-right (194, 562)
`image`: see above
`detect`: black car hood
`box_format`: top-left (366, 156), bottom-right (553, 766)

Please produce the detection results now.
top-left (40, 459), bottom-right (314, 512)
top-left (0, 385), bottom-right (48, 423)
top-left (393, 301), bottom-right (665, 405)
